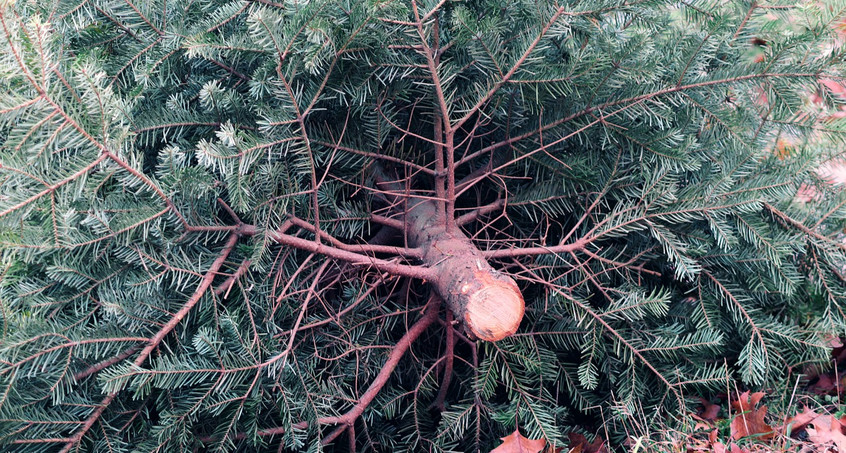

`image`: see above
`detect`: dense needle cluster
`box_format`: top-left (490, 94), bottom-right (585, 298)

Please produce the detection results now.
top-left (2, 0), bottom-right (846, 451)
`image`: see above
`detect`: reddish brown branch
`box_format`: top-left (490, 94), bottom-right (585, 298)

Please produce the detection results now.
top-left (456, 199), bottom-right (506, 226)
top-left (72, 345), bottom-right (141, 381)
top-left (731, 2), bottom-right (757, 42)
top-left (433, 111), bottom-right (448, 220)
top-left (213, 258), bottom-right (252, 298)
top-left (411, 0), bottom-right (452, 135)
top-left (287, 216), bottom-right (423, 259)
top-left (237, 224), bottom-right (433, 280)
top-left (311, 140), bottom-right (435, 175)
top-left (12, 438), bottom-right (74, 445)
top-left (57, 392), bottom-right (118, 453)
top-left (273, 277), bottom-right (384, 337)
top-left (59, 233), bottom-right (240, 452)
top-left (483, 237), bottom-right (588, 259)
top-left (200, 296), bottom-right (440, 444)
top-left (321, 424), bottom-right (349, 446)
top-left (135, 234), bottom-right (239, 361)
top-left (347, 423), bottom-right (356, 452)
top-left (763, 202), bottom-right (846, 252)
top-left (433, 310), bottom-right (455, 412)
top-left (314, 295), bottom-right (438, 426)
top-left (445, 130), bottom-right (457, 233)
top-left (277, 261), bottom-right (331, 366)
top-left (369, 214), bottom-right (406, 230)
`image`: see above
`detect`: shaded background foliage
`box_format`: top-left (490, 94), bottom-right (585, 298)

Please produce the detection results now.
top-left (2, 0), bottom-right (846, 451)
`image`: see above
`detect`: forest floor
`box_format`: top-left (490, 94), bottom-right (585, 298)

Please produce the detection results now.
top-left (637, 339), bottom-right (846, 453)
top-left (541, 338), bottom-right (846, 453)
top-left (563, 170), bottom-right (846, 453)
top-left (630, 168), bottom-right (846, 453)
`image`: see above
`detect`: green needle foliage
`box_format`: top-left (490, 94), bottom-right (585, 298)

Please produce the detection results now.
top-left (1, 0), bottom-right (846, 451)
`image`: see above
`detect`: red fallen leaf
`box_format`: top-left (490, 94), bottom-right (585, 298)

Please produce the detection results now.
top-left (490, 429), bottom-right (547, 453)
top-left (811, 373), bottom-right (837, 395)
top-left (784, 406), bottom-right (821, 435)
top-left (809, 372), bottom-right (846, 396)
top-left (784, 407), bottom-right (846, 452)
top-left (731, 391), bottom-right (764, 413)
top-left (729, 391), bottom-right (774, 441)
top-left (567, 433), bottom-right (608, 453)
top-left (709, 431), bottom-right (753, 453)
top-left (805, 414), bottom-right (846, 452)
top-left (709, 429), bottom-right (719, 445)
top-left (686, 433), bottom-right (713, 451)
top-left (698, 397), bottom-right (721, 421)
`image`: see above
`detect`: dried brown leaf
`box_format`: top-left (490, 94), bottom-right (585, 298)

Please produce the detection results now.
top-left (805, 415), bottom-right (846, 452)
top-left (730, 391), bottom-right (774, 441)
top-left (698, 397), bottom-right (721, 421)
top-left (784, 406), bottom-right (820, 435)
top-left (489, 429), bottom-right (547, 453)
top-left (567, 433), bottom-right (608, 453)
top-left (785, 408), bottom-right (846, 452)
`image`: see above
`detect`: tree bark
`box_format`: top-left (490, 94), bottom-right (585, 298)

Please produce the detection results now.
top-left (375, 169), bottom-right (524, 341)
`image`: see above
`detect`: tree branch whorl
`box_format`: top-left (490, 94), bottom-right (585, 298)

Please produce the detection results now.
top-left (377, 171), bottom-right (525, 341)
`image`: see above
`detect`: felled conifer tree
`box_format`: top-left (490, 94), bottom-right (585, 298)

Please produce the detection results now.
top-left (2, 0), bottom-right (846, 450)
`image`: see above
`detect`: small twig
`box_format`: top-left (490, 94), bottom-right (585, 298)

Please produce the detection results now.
top-left (347, 423), bottom-right (357, 452)
top-left (287, 216), bottom-right (423, 259)
top-left (456, 199), bottom-right (505, 226)
top-left (278, 261), bottom-right (331, 368)
top-left (72, 344), bottom-right (141, 381)
top-left (235, 223), bottom-right (434, 280)
top-left (200, 295), bottom-right (440, 443)
top-left (60, 234), bottom-right (240, 452)
top-left (214, 258), bottom-right (252, 299)
top-left (764, 202), bottom-right (846, 253)
top-left (483, 237), bottom-right (589, 259)
top-left (433, 309), bottom-right (455, 412)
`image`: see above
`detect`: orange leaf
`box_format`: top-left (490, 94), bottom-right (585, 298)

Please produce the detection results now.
top-left (490, 429), bottom-right (547, 453)
top-left (729, 391), bottom-right (774, 441)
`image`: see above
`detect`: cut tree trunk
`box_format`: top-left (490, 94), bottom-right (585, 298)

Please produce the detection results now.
top-left (375, 169), bottom-right (525, 341)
